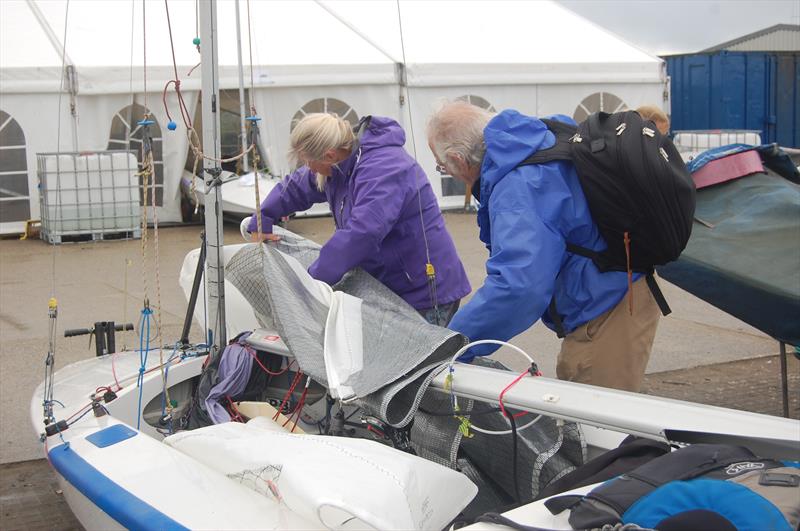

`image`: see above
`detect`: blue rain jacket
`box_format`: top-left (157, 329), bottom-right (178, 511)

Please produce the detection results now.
top-left (448, 110), bottom-right (636, 361)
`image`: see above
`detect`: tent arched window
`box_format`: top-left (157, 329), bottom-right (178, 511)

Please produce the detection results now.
top-left (573, 92), bottom-right (628, 124)
top-left (0, 110), bottom-right (31, 224)
top-left (291, 98), bottom-right (359, 132)
top-left (107, 103), bottom-right (163, 206)
top-left (455, 94), bottom-right (496, 113)
top-left (440, 95), bottom-right (496, 197)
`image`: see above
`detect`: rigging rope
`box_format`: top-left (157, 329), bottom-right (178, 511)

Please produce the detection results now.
top-left (42, 0), bottom-right (71, 429)
top-left (394, 1), bottom-right (437, 313)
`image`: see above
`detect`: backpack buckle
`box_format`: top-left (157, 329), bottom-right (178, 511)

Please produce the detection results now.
top-left (642, 127), bottom-right (656, 138)
top-left (569, 133), bottom-right (583, 143)
top-left (659, 147), bottom-right (669, 161)
top-left (615, 123), bottom-right (627, 136)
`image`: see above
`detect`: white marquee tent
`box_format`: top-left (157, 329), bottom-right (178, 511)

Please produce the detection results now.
top-left (0, 0), bottom-right (665, 235)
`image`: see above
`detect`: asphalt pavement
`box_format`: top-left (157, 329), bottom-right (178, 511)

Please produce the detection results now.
top-left (0, 212), bottom-right (783, 464)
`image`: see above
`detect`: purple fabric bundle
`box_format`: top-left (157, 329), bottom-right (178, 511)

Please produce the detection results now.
top-left (205, 332), bottom-right (255, 424)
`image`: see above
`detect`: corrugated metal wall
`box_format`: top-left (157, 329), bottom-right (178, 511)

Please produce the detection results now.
top-left (725, 28), bottom-right (800, 52)
top-left (666, 51), bottom-right (799, 147)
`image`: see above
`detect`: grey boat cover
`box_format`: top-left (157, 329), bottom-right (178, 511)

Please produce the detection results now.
top-left (224, 227), bottom-right (586, 507)
top-left (225, 227), bottom-right (465, 425)
top-left (658, 169), bottom-right (800, 345)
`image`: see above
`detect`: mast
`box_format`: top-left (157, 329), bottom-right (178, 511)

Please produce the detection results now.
top-left (234, 0), bottom-right (250, 173)
top-left (198, 0), bottom-right (227, 349)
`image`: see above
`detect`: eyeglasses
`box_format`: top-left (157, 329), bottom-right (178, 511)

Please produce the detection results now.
top-left (435, 163), bottom-right (449, 176)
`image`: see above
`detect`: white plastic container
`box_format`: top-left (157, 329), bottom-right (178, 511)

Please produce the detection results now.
top-left (37, 151), bottom-right (141, 243)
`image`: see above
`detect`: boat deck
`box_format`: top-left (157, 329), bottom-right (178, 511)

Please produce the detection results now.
top-left (2, 353), bottom-right (796, 531)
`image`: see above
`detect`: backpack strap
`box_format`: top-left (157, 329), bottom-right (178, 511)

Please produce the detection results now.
top-left (548, 298), bottom-right (566, 339)
top-left (517, 118), bottom-right (577, 166)
top-left (645, 273), bottom-right (671, 316)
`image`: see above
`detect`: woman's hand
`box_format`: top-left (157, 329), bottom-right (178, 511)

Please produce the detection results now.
top-left (241, 216), bottom-right (280, 242)
top-left (251, 232), bottom-right (281, 243)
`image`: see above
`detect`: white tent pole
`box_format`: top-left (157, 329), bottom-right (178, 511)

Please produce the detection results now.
top-left (234, 0), bottom-right (249, 173)
top-left (314, 1), bottom-right (399, 63)
top-left (25, 0), bottom-right (74, 68)
top-left (315, 1), bottom-right (409, 134)
top-left (27, 0), bottom-right (79, 151)
top-left (199, 0), bottom-right (227, 350)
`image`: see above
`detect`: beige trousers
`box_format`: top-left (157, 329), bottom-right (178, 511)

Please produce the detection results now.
top-left (556, 277), bottom-right (661, 392)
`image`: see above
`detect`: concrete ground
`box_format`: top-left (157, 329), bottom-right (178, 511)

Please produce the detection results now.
top-left (0, 211), bottom-right (788, 464)
top-left (0, 212), bottom-right (797, 529)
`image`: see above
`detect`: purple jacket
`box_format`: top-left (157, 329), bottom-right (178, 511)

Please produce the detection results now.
top-left (248, 116), bottom-right (471, 310)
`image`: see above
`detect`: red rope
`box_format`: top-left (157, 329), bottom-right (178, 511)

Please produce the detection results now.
top-left (499, 366), bottom-right (542, 420)
top-left (274, 371), bottom-right (303, 421)
top-left (226, 396), bottom-right (244, 423)
top-left (248, 350), bottom-right (293, 376)
top-left (282, 385), bottom-right (308, 432)
top-left (161, 0), bottom-right (193, 128)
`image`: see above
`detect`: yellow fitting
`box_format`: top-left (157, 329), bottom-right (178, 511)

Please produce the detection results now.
top-left (426, 263), bottom-right (435, 276)
top-left (48, 297), bottom-right (58, 310)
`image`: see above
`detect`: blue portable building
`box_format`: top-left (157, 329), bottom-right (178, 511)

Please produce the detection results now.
top-left (665, 25), bottom-right (799, 147)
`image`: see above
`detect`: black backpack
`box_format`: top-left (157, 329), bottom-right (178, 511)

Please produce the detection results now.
top-left (518, 111), bottom-right (696, 326)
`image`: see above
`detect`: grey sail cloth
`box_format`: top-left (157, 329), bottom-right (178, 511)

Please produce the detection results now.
top-left (225, 227), bottom-right (466, 427)
top-left (225, 229), bottom-right (586, 512)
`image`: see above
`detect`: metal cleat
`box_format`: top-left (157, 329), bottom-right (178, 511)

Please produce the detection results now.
top-left (616, 123), bottom-right (627, 135)
top-left (642, 127), bottom-right (656, 138)
top-left (660, 147), bottom-right (669, 161)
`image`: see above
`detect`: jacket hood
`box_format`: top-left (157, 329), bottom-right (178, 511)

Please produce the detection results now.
top-left (480, 110), bottom-right (553, 195)
top-left (359, 116), bottom-right (406, 152)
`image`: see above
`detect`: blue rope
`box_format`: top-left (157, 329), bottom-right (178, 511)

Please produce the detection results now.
top-left (136, 306), bottom-right (153, 430)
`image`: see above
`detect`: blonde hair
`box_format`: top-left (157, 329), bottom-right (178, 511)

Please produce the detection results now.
top-left (427, 100), bottom-right (494, 168)
top-left (289, 113), bottom-right (355, 190)
top-left (636, 105), bottom-right (670, 135)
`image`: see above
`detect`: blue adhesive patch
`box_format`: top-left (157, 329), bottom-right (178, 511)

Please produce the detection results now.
top-left (48, 443), bottom-right (189, 531)
top-left (86, 424), bottom-right (137, 448)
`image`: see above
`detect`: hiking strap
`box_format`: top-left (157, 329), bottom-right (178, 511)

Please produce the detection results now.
top-left (543, 495), bottom-right (583, 515)
top-left (474, 512), bottom-right (555, 531)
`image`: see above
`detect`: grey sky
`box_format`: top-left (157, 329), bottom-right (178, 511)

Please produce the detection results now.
top-left (557, 0), bottom-right (800, 56)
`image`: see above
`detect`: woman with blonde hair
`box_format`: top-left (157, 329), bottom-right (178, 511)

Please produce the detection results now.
top-left (635, 105), bottom-right (670, 135)
top-left (245, 113), bottom-right (470, 325)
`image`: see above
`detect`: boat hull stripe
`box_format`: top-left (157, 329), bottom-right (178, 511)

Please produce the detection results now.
top-left (48, 443), bottom-right (189, 531)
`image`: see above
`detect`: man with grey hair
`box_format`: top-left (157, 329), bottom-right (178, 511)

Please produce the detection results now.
top-left (426, 101), bottom-right (660, 392)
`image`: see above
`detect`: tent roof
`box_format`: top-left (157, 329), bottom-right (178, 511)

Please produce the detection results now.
top-left (320, 0), bottom-right (659, 65)
top-left (1, 0), bottom-right (662, 94)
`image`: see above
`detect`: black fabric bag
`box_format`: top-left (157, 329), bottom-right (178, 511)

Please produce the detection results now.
top-left (519, 111), bottom-right (696, 274)
top-left (535, 435), bottom-right (671, 502)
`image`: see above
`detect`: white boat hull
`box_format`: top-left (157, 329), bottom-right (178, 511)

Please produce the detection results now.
top-left (32, 346), bottom-right (799, 530)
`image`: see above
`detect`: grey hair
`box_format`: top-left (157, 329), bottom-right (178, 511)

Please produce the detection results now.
top-left (426, 100), bottom-right (494, 168)
top-left (289, 113), bottom-right (355, 190)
